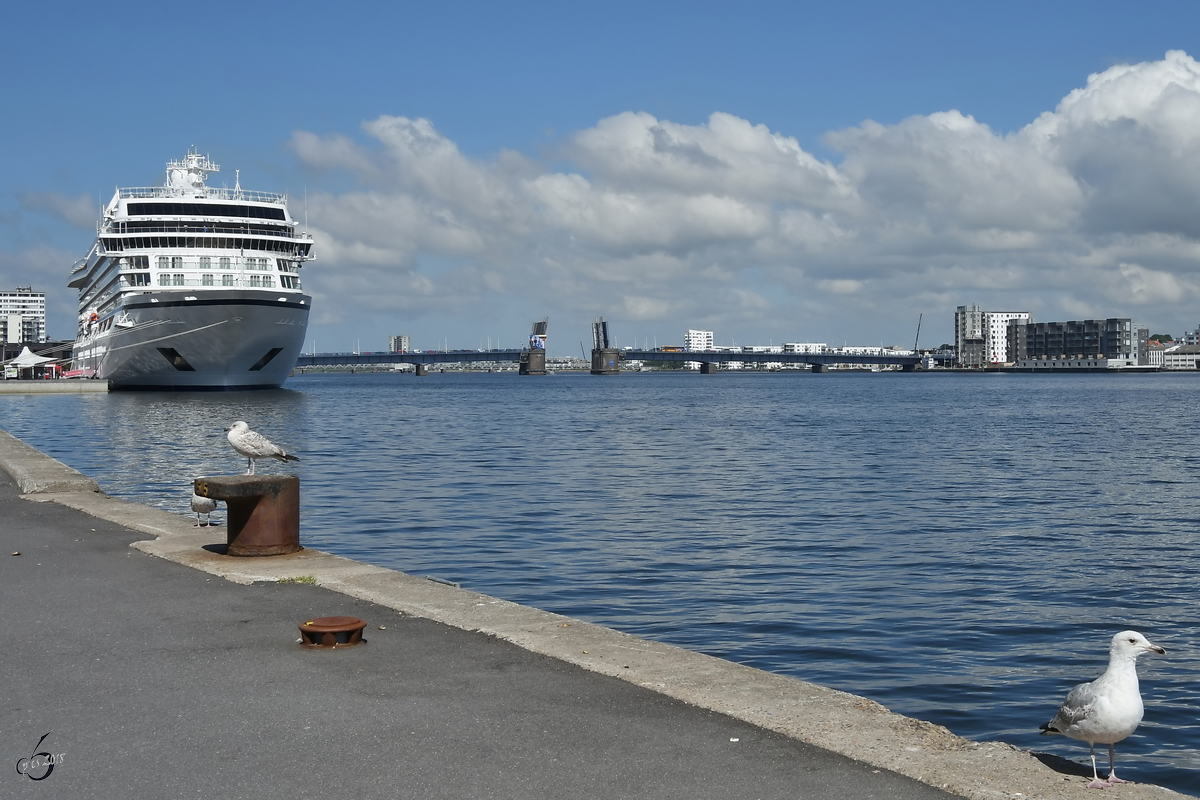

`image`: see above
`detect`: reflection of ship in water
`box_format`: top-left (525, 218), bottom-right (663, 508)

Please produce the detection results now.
top-left (68, 149), bottom-right (314, 390)
top-left (519, 317), bottom-right (549, 375)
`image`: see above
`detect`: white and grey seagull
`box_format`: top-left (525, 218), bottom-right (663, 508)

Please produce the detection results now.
top-left (224, 421), bottom-right (299, 475)
top-left (1040, 630), bottom-right (1165, 789)
top-left (190, 484), bottom-right (217, 527)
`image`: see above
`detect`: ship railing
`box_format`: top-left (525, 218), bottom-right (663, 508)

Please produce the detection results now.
top-left (117, 187), bottom-right (286, 204)
top-left (102, 223), bottom-right (311, 240)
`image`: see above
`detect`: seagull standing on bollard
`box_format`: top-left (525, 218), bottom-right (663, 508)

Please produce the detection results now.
top-left (190, 485), bottom-right (217, 527)
top-left (225, 421), bottom-right (299, 475)
top-left (1040, 630), bottom-right (1165, 789)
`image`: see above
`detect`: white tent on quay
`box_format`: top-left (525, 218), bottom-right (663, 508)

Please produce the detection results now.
top-left (8, 346), bottom-right (55, 368)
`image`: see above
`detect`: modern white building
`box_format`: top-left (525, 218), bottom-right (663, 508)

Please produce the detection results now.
top-left (1, 286), bottom-right (46, 344)
top-left (388, 334), bottom-right (410, 353)
top-left (684, 329), bottom-right (713, 350)
top-left (984, 312), bottom-right (1030, 363)
top-left (955, 305), bottom-right (1030, 366)
top-left (783, 342), bottom-right (826, 354)
top-left (684, 329), bottom-right (713, 370)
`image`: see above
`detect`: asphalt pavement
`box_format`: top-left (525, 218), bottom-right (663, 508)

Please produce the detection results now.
top-left (0, 466), bottom-right (955, 800)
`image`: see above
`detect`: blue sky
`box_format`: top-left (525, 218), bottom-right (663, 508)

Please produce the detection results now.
top-left (4, 1), bottom-right (1200, 352)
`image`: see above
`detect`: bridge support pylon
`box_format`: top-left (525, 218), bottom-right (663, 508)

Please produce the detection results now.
top-left (591, 348), bottom-right (619, 375)
top-left (811, 364), bottom-right (830, 373)
top-left (699, 361), bottom-right (718, 374)
top-left (519, 348), bottom-right (547, 375)
top-left (415, 364), bottom-right (428, 376)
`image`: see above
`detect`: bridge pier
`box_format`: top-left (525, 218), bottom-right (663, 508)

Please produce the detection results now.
top-left (811, 364), bottom-right (830, 373)
top-left (591, 348), bottom-right (620, 375)
top-left (415, 364), bottom-right (428, 376)
top-left (699, 361), bottom-right (718, 375)
top-left (519, 348), bottom-right (547, 375)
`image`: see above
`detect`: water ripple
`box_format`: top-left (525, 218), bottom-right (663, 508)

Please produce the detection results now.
top-left (3, 370), bottom-right (1199, 796)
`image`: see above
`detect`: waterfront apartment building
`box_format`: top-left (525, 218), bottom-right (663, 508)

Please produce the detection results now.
top-left (684, 329), bottom-right (713, 370)
top-left (1, 286), bottom-right (46, 344)
top-left (954, 305), bottom-right (1030, 366)
top-left (1006, 318), bottom-right (1148, 366)
top-left (388, 335), bottom-right (410, 353)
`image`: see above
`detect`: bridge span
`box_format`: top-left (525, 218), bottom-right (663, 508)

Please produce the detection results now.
top-left (291, 317), bottom-right (949, 376)
top-left (613, 349), bottom-right (934, 373)
top-left (296, 349), bottom-right (523, 369)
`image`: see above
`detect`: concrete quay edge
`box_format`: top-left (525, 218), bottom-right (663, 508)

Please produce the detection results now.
top-left (0, 379), bottom-right (109, 394)
top-left (0, 428), bottom-right (1183, 800)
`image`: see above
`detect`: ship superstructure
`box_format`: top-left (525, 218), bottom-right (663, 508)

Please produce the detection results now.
top-left (69, 149), bottom-right (313, 389)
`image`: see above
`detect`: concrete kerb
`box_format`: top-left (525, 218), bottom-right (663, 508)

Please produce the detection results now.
top-left (0, 427), bottom-right (1184, 800)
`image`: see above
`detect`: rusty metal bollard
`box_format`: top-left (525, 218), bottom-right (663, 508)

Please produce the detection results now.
top-left (299, 616), bottom-right (368, 648)
top-left (194, 475), bottom-right (300, 556)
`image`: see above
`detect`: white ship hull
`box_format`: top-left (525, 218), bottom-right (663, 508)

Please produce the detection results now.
top-left (71, 289), bottom-right (310, 390)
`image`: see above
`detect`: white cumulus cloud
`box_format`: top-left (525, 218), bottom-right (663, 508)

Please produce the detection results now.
top-left (290, 50), bottom-right (1200, 347)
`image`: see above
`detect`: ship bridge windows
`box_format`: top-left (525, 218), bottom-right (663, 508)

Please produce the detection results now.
top-left (112, 236), bottom-right (303, 254)
top-left (128, 202), bottom-right (286, 221)
top-left (201, 274), bottom-right (213, 286)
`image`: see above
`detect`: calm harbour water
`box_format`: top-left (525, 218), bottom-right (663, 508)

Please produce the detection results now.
top-left (3, 370), bottom-right (1199, 795)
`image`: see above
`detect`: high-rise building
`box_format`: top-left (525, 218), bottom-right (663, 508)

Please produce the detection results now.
top-left (954, 305), bottom-right (1030, 366)
top-left (0, 286), bottom-right (46, 344)
top-left (388, 335), bottom-right (410, 353)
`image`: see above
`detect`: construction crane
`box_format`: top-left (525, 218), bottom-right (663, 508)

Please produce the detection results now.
top-left (913, 312), bottom-right (923, 353)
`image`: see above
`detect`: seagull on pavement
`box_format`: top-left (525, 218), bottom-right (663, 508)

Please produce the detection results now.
top-left (1040, 630), bottom-right (1165, 789)
top-left (225, 421), bottom-right (299, 475)
top-left (190, 485), bottom-right (217, 527)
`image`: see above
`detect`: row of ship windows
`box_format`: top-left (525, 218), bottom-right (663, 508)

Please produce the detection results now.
top-left (101, 236), bottom-right (310, 255)
top-left (121, 273), bottom-right (302, 289)
top-left (146, 256), bottom-right (298, 272)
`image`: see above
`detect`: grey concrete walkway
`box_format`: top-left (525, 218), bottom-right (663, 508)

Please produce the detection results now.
top-left (0, 429), bottom-right (1183, 799)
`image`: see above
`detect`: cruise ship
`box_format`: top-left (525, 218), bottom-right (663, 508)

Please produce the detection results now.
top-left (69, 150), bottom-right (313, 389)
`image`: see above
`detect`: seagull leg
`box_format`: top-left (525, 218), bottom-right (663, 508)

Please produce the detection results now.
top-left (1086, 745), bottom-right (1109, 789)
top-left (1105, 744), bottom-right (1127, 784)
top-left (194, 512), bottom-right (202, 527)
top-left (245, 456), bottom-right (254, 476)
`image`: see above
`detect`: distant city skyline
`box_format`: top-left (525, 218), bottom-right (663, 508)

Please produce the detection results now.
top-left (4, 1), bottom-right (1200, 355)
